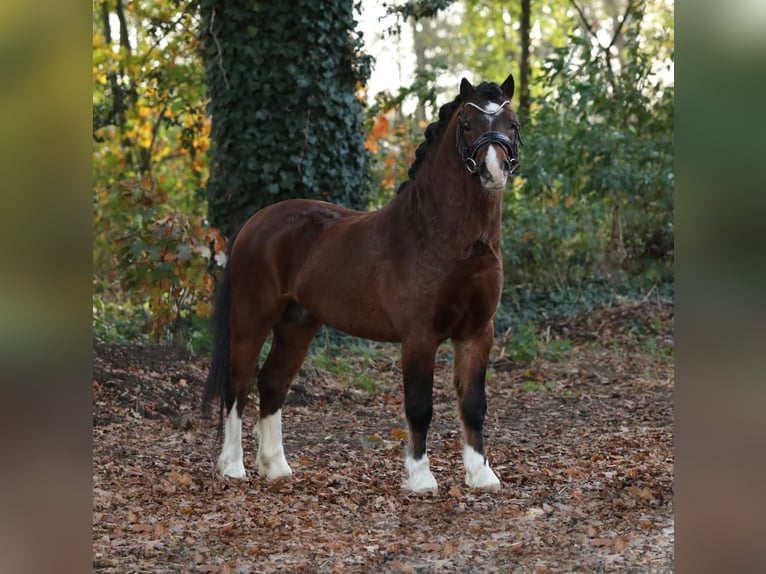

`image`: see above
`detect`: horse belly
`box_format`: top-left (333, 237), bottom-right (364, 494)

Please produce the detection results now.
top-left (293, 262), bottom-right (399, 342)
top-left (302, 292), bottom-right (399, 342)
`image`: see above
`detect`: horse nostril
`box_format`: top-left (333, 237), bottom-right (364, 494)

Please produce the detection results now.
top-left (479, 161), bottom-right (491, 180)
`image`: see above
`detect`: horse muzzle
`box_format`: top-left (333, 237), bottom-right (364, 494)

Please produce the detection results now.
top-left (478, 144), bottom-right (514, 190)
top-left (458, 128), bottom-right (521, 190)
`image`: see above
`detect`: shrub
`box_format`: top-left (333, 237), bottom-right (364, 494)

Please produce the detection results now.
top-left (93, 176), bottom-right (226, 344)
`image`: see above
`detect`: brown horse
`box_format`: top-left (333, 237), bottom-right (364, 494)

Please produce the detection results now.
top-left (203, 74), bottom-right (522, 493)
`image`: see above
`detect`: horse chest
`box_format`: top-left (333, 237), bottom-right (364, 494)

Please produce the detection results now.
top-left (428, 252), bottom-right (502, 340)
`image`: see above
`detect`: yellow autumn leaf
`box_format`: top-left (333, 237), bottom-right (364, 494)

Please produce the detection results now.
top-left (137, 122), bottom-right (153, 148)
top-left (195, 301), bottom-right (212, 317)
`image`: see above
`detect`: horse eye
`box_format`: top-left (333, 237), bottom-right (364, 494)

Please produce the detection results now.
top-left (462, 122), bottom-right (472, 132)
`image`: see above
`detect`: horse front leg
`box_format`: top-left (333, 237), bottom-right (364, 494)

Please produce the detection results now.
top-left (453, 323), bottom-right (501, 491)
top-left (402, 340), bottom-right (438, 493)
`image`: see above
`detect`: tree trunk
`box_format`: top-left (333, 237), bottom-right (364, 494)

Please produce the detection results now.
top-left (519, 0), bottom-right (531, 126)
top-left (200, 0), bottom-right (371, 238)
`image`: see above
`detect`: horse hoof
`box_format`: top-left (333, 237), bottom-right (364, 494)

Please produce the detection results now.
top-left (405, 455), bottom-right (438, 493)
top-left (257, 456), bottom-right (293, 481)
top-left (263, 468), bottom-right (293, 482)
top-left (219, 461), bottom-right (247, 479)
top-left (406, 477), bottom-right (438, 494)
top-left (465, 467), bottom-right (501, 492)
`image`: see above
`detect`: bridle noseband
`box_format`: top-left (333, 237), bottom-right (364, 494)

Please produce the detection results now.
top-left (456, 101), bottom-right (523, 175)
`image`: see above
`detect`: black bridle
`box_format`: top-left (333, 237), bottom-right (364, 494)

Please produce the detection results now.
top-left (456, 104), bottom-right (523, 175)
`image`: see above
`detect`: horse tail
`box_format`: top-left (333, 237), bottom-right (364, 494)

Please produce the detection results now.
top-left (202, 240), bottom-right (234, 438)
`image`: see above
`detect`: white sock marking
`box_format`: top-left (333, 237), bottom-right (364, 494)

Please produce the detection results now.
top-left (217, 400), bottom-right (246, 479)
top-left (257, 409), bottom-right (292, 480)
top-left (464, 445), bottom-right (501, 491)
top-left (405, 454), bottom-right (438, 493)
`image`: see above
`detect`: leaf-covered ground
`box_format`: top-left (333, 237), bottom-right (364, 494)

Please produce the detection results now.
top-left (93, 299), bottom-right (674, 573)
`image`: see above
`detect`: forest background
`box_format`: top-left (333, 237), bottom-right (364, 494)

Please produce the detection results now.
top-left (92, 0), bottom-right (674, 352)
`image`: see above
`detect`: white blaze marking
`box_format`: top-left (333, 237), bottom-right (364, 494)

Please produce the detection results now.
top-left (217, 399), bottom-right (246, 479)
top-left (484, 145), bottom-right (506, 186)
top-left (405, 453), bottom-right (438, 493)
top-left (463, 445), bottom-right (501, 491)
top-left (256, 409), bottom-right (292, 480)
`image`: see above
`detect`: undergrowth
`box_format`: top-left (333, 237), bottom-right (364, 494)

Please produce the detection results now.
top-left (94, 275), bottom-right (673, 392)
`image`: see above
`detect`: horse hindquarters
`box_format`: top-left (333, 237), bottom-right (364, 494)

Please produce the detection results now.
top-left (214, 225), bottom-right (289, 479)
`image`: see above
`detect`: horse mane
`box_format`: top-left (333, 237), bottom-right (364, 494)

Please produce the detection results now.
top-left (396, 81), bottom-right (505, 194)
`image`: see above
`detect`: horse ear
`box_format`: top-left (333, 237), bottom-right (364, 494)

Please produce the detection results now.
top-left (501, 74), bottom-right (515, 99)
top-left (459, 78), bottom-right (474, 100)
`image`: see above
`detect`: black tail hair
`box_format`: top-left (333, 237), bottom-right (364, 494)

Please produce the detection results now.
top-left (202, 239), bottom-right (234, 438)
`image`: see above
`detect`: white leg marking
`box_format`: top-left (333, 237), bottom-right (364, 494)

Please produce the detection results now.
top-left (217, 400), bottom-right (246, 479)
top-left (404, 454), bottom-right (438, 493)
top-left (256, 409), bottom-right (292, 481)
top-left (464, 445), bottom-right (501, 491)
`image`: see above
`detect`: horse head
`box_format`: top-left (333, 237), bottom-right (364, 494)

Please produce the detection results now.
top-left (456, 75), bottom-right (522, 191)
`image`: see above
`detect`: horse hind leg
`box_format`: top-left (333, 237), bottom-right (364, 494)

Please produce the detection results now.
top-left (216, 322), bottom-right (273, 479)
top-left (218, 399), bottom-right (246, 478)
top-left (256, 309), bottom-right (321, 481)
top-left (453, 324), bottom-right (501, 491)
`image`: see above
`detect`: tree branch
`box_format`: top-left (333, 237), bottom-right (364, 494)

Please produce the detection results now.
top-left (608, 0), bottom-right (636, 50)
top-left (569, 0), bottom-right (598, 42)
top-left (208, 7), bottom-right (230, 90)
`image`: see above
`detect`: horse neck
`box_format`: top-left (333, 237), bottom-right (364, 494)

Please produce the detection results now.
top-left (409, 139), bottom-right (503, 259)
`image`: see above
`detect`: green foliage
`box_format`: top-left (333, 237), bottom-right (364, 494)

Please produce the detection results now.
top-left (506, 322), bottom-right (540, 362)
top-left (505, 15), bottom-right (674, 287)
top-left (93, 0), bottom-right (217, 347)
top-left (93, 176), bottom-right (226, 344)
top-left (200, 0), bottom-right (373, 236)
top-left (376, 0), bottom-right (674, 298)
top-left (504, 322), bottom-right (571, 363)
top-left (308, 339), bottom-right (394, 393)
top-left (384, 0), bottom-right (457, 23)
top-left (92, 0), bottom-right (209, 195)
top-left (92, 298), bottom-right (152, 345)
top-left (521, 380), bottom-right (557, 393)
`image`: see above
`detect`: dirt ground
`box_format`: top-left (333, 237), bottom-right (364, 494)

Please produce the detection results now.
top-left (92, 298), bottom-right (674, 573)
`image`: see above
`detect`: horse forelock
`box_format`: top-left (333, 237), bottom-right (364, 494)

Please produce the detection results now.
top-left (474, 81), bottom-right (504, 103)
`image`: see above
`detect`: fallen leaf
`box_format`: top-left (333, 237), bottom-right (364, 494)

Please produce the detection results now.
top-left (448, 485), bottom-right (462, 498)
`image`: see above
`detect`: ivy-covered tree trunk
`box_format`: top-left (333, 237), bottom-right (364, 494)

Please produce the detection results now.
top-left (200, 0), bottom-right (371, 237)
